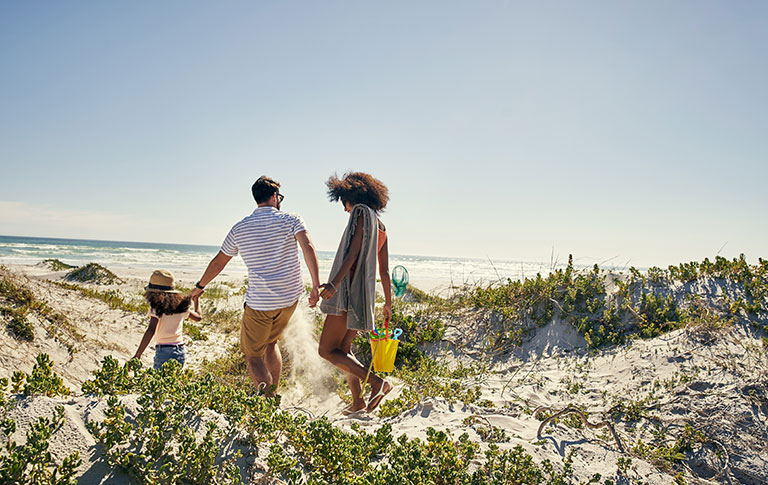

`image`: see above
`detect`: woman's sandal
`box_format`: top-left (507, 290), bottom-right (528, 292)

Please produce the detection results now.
top-left (366, 380), bottom-right (392, 413)
top-left (342, 404), bottom-right (366, 416)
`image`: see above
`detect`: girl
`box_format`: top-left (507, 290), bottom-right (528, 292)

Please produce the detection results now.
top-left (318, 172), bottom-right (393, 414)
top-left (133, 269), bottom-right (201, 369)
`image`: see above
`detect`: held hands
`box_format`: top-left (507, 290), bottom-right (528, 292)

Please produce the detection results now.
top-left (190, 287), bottom-right (204, 301)
top-left (319, 281), bottom-right (337, 300)
top-left (308, 286), bottom-right (319, 308)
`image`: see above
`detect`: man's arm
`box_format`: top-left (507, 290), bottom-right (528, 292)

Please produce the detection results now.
top-left (190, 251), bottom-right (232, 299)
top-left (296, 231), bottom-right (320, 307)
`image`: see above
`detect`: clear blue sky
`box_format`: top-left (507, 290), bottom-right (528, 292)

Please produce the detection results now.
top-left (1, 1), bottom-right (766, 268)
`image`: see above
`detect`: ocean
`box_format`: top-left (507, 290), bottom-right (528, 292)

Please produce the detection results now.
top-left (0, 235), bottom-right (575, 292)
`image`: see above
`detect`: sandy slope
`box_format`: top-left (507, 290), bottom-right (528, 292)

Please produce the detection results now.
top-left (2, 264), bottom-right (767, 483)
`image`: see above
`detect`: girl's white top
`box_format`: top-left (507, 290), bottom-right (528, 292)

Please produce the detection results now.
top-left (148, 308), bottom-right (188, 345)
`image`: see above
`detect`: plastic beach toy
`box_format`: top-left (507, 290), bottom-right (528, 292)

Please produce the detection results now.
top-left (392, 265), bottom-right (409, 297)
top-left (367, 319), bottom-right (400, 373)
top-left (361, 319), bottom-right (401, 398)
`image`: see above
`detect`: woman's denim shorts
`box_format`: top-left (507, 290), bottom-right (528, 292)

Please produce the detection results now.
top-left (154, 344), bottom-right (186, 370)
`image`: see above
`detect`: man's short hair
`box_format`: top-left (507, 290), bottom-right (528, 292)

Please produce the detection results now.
top-left (252, 176), bottom-right (280, 204)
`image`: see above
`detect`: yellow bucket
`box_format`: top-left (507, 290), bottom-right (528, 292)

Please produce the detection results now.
top-left (370, 338), bottom-right (399, 373)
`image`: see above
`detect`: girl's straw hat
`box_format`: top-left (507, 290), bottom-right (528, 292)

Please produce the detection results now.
top-left (145, 270), bottom-right (180, 293)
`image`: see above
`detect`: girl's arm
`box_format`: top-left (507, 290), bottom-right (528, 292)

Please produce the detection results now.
top-left (320, 213), bottom-right (364, 299)
top-left (378, 236), bottom-right (392, 321)
top-left (133, 317), bottom-right (158, 360)
top-left (188, 297), bottom-right (202, 322)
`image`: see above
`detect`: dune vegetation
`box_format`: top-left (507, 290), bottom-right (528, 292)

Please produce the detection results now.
top-left (1, 254), bottom-right (766, 483)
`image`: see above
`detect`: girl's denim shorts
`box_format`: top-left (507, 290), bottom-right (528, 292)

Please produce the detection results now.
top-left (154, 344), bottom-right (186, 370)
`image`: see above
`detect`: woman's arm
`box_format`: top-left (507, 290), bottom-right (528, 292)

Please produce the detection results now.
top-left (133, 317), bottom-right (158, 360)
top-left (378, 236), bottom-right (392, 321)
top-left (320, 213), bottom-right (364, 299)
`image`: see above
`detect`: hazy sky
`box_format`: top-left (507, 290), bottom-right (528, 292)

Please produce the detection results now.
top-left (1, 1), bottom-right (766, 268)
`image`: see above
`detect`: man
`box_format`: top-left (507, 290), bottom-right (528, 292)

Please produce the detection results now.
top-left (191, 176), bottom-right (320, 396)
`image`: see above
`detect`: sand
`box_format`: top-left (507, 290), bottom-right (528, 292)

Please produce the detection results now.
top-left (2, 263), bottom-right (766, 483)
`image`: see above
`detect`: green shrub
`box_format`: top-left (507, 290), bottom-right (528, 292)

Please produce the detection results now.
top-left (460, 253), bottom-right (768, 350)
top-left (0, 405), bottom-right (81, 485)
top-left (1, 304), bottom-right (34, 341)
top-left (1, 269), bottom-right (83, 348)
top-left (185, 321), bottom-right (209, 341)
top-left (86, 361), bottom-right (242, 484)
top-left (41, 259), bottom-right (76, 271)
top-left (82, 356), bottom-right (144, 396)
top-left (11, 354), bottom-right (71, 397)
top-left (65, 263), bottom-right (122, 285)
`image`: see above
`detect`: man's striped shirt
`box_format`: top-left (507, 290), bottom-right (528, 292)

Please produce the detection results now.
top-left (221, 207), bottom-right (306, 311)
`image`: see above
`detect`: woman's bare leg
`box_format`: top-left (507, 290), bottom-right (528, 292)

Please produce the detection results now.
top-left (339, 328), bottom-right (363, 402)
top-left (319, 313), bottom-right (382, 412)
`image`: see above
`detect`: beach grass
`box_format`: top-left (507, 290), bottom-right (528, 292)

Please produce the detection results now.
top-left (53, 281), bottom-right (149, 314)
top-left (1, 267), bottom-right (84, 350)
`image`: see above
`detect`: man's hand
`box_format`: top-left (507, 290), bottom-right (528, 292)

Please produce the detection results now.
top-left (190, 287), bottom-right (204, 300)
top-left (308, 286), bottom-right (319, 308)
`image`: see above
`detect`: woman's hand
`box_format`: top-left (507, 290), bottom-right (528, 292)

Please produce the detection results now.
top-left (382, 302), bottom-right (392, 322)
top-left (319, 282), bottom-right (337, 300)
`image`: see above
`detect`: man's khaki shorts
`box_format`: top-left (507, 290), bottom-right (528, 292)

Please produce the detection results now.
top-left (240, 300), bottom-right (298, 357)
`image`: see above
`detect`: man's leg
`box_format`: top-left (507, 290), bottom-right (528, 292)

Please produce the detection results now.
top-left (241, 304), bottom-right (277, 394)
top-left (264, 341), bottom-right (282, 394)
top-left (259, 300), bottom-right (297, 396)
top-left (245, 354), bottom-right (272, 394)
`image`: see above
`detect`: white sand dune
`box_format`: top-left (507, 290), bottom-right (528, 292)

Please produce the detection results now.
top-left (2, 263), bottom-right (767, 483)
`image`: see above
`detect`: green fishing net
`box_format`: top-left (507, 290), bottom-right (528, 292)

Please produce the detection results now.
top-left (392, 265), bottom-right (408, 297)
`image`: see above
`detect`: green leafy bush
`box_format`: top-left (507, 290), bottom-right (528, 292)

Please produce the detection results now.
top-left (81, 356), bottom-right (143, 396)
top-left (0, 405), bottom-right (81, 485)
top-left (86, 360), bottom-right (242, 484)
top-left (461, 253), bottom-right (768, 350)
top-left (1, 305), bottom-right (34, 341)
top-left (11, 354), bottom-right (71, 397)
top-left (1, 268), bottom-right (84, 348)
top-left (65, 263), bottom-right (123, 285)
top-left (41, 259), bottom-right (76, 271)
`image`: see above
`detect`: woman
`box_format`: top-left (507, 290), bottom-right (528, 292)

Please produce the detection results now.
top-left (318, 172), bottom-right (393, 414)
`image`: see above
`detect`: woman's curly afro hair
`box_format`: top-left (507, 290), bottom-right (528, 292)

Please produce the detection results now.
top-left (326, 172), bottom-right (389, 212)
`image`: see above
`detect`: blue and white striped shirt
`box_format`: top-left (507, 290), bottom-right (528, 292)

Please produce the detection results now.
top-left (221, 207), bottom-right (307, 311)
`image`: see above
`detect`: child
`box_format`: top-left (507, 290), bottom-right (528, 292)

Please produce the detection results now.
top-left (133, 269), bottom-right (201, 369)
